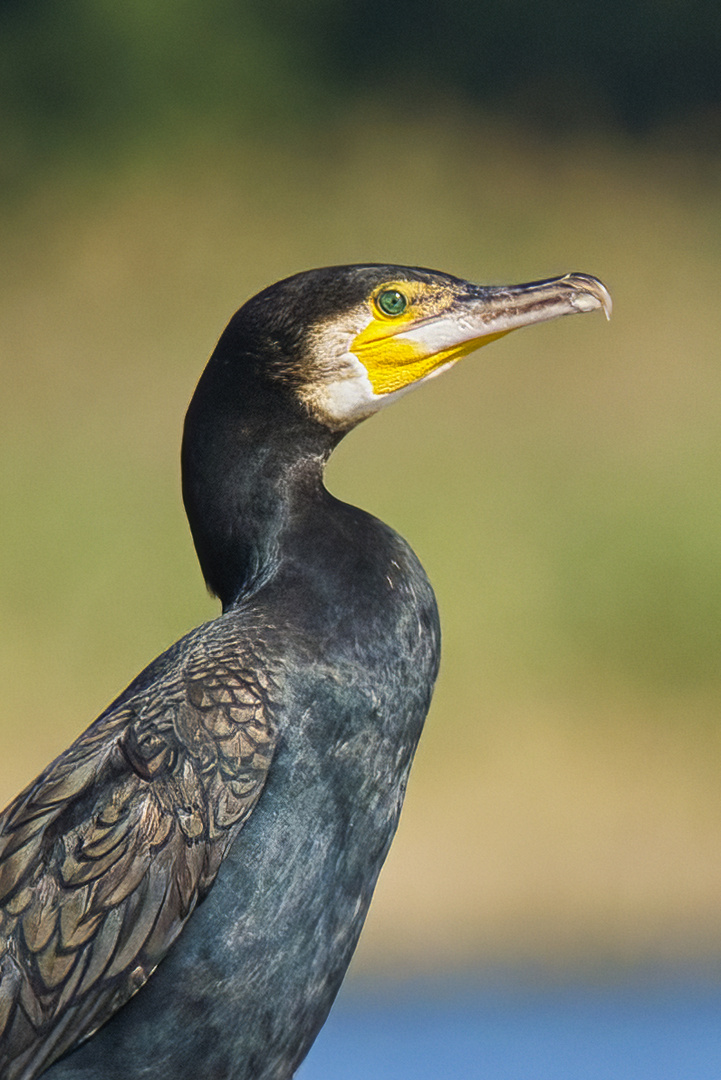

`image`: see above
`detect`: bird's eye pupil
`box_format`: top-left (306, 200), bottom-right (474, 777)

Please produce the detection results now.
top-left (377, 289), bottom-right (407, 317)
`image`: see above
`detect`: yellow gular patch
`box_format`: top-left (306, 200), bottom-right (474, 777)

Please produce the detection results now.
top-left (350, 283), bottom-right (508, 395)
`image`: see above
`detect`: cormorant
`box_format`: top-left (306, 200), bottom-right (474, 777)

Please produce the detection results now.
top-left (0, 265), bottom-right (611, 1079)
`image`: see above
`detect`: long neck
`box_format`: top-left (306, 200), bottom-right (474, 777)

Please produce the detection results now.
top-left (181, 360), bottom-right (341, 609)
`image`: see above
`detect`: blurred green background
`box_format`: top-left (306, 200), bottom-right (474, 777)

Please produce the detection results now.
top-left (1, 0), bottom-right (721, 982)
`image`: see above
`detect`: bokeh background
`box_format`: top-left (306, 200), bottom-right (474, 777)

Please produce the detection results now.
top-left (2, 2), bottom-right (721, 1075)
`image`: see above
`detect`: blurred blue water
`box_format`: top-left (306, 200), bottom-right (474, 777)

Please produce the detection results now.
top-left (299, 970), bottom-right (721, 1079)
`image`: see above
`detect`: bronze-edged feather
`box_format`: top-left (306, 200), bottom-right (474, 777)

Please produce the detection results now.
top-left (0, 638), bottom-right (277, 1080)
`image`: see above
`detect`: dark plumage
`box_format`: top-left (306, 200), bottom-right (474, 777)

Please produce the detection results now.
top-left (0, 265), bottom-right (610, 1079)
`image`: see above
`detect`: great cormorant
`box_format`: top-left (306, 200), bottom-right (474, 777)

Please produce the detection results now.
top-left (0, 265), bottom-right (610, 1079)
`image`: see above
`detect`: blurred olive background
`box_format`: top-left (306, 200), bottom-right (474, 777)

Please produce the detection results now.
top-left (1, 0), bottom-right (721, 984)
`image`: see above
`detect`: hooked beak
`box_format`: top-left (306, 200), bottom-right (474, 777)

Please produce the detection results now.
top-left (399, 273), bottom-right (612, 362)
top-left (466, 272), bottom-right (612, 327)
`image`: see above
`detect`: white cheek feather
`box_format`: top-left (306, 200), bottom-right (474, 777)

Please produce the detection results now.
top-left (299, 310), bottom-right (383, 429)
top-left (314, 357), bottom-right (382, 427)
top-left (299, 309), bottom-right (468, 430)
top-left (308, 353), bottom-right (455, 429)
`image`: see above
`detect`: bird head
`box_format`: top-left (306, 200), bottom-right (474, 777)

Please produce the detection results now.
top-left (184, 264), bottom-right (610, 602)
top-left (221, 264), bottom-right (611, 432)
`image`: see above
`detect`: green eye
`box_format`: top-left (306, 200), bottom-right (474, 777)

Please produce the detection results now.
top-left (377, 289), bottom-right (407, 317)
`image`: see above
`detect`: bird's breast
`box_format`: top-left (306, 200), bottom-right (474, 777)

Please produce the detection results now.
top-left (48, 524), bottom-right (439, 1080)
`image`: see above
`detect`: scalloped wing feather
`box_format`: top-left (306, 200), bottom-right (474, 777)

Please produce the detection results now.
top-left (0, 651), bottom-right (277, 1080)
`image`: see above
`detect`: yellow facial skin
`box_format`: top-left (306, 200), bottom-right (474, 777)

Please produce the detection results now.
top-left (350, 281), bottom-right (508, 395)
top-left (300, 270), bottom-right (609, 430)
top-left (334, 270), bottom-right (611, 414)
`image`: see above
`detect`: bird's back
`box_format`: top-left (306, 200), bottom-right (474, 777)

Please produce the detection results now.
top-left (1, 507), bottom-right (439, 1080)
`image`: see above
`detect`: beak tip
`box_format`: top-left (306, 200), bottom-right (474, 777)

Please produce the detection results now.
top-left (563, 273), bottom-right (613, 321)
